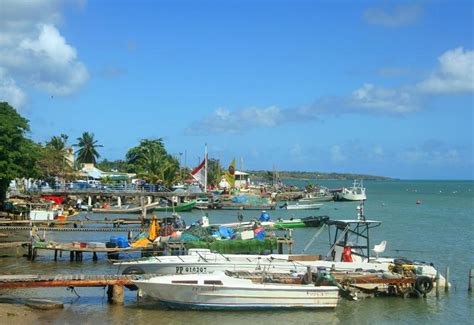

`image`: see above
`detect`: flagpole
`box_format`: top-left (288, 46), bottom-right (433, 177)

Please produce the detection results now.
top-left (204, 143), bottom-right (208, 192)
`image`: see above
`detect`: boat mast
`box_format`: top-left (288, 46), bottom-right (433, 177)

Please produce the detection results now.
top-left (204, 143), bottom-right (208, 192)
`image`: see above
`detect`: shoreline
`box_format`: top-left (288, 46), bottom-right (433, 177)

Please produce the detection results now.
top-left (0, 302), bottom-right (40, 324)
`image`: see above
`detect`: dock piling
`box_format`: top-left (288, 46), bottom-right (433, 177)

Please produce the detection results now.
top-left (469, 268), bottom-right (474, 292)
top-left (107, 285), bottom-right (124, 304)
top-left (445, 266), bottom-right (450, 293)
top-left (435, 271), bottom-right (440, 297)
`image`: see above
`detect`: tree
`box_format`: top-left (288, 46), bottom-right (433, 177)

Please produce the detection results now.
top-left (207, 158), bottom-right (223, 187)
top-left (74, 132), bottom-right (102, 165)
top-left (0, 102), bottom-right (41, 208)
top-left (126, 139), bottom-right (179, 186)
top-left (37, 134), bottom-right (74, 186)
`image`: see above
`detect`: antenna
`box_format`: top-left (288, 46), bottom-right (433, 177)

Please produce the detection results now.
top-left (357, 200), bottom-right (366, 221)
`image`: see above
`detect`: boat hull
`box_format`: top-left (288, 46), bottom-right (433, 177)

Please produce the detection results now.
top-left (134, 275), bottom-right (339, 309)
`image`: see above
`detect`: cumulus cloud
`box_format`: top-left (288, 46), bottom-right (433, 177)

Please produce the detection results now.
top-left (186, 106), bottom-right (285, 134)
top-left (186, 46), bottom-right (471, 135)
top-left (363, 4), bottom-right (422, 27)
top-left (0, 0), bottom-right (88, 108)
top-left (0, 68), bottom-right (27, 109)
top-left (347, 83), bottom-right (419, 113)
top-left (418, 47), bottom-right (474, 94)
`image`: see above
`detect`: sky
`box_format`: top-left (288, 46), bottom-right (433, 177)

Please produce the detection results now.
top-left (0, 0), bottom-right (473, 180)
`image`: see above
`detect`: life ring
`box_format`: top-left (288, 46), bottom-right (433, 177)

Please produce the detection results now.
top-left (414, 276), bottom-right (433, 294)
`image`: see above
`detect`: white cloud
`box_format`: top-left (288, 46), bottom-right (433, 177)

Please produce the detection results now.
top-left (186, 106), bottom-right (284, 134)
top-left (418, 47), bottom-right (474, 94)
top-left (0, 68), bottom-right (27, 109)
top-left (330, 145), bottom-right (346, 162)
top-left (0, 0), bottom-right (88, 108)
top-left (363, 5), bottom-right (422, 27)
top-left (186, 47), bottom-right (471, 135)
top-left (348, 83), bottom-right (419, 113)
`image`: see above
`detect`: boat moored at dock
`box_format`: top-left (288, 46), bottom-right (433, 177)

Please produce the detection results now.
top-left (133, 271), bottom-right (340, 309)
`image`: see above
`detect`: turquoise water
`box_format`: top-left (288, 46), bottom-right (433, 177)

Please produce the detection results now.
top-left (0, 180), bottom-right (472, 324)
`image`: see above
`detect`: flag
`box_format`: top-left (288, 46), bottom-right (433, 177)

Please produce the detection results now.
top-left (191, 156), bottom-right (207, 187)
top-left (225, 159), bottom-right (236, 187)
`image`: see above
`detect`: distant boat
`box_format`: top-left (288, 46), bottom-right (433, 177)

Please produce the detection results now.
top-left (153, 200), bottom-right (197, 212)
top-left (92, 202), bottom-right (162, 214)
top-left (272, 216), bottom-right (330, 228)
top-left (133, 271), bottom-right (339, 310)
top-left (299, 188), bottom-right (334, 203)
top-left (335, 180), bottom-right (367, 201)
top-left (280, 202), bottom-right (323, 210)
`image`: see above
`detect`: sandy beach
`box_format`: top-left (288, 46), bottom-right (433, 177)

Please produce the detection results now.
top-left (0, 303), bottom-right (40, 324)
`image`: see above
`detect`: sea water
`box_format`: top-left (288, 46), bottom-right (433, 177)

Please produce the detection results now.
top-left (0, 180), bottom-right (472, 324)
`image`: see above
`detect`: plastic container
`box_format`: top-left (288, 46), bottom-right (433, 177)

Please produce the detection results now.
top-left (117, 236), bottom-right (129, 248)
top-left (106, 242), bottom-right (117, 248)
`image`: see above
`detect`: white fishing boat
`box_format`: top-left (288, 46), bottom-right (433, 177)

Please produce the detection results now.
top-left (280, 202), bottom-right (323, 210)
top-left (336, 180), bottom-right (367, 201)
top-left (133, 271), bottom-right (339, 309)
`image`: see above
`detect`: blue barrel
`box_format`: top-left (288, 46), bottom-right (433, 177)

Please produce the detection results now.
top-left (117, 236), bottom-right (129, 248)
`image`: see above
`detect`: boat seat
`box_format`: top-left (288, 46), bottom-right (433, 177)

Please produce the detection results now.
top-left (372, 240), bottom-right (387, 259)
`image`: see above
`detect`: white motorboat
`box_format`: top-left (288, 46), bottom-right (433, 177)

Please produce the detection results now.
top-left (336, 180), bottom-right (367, 201)
top-left (133, 271), bottom-right (339, 309)
top-left (280, 202), bottom-right (323, 210)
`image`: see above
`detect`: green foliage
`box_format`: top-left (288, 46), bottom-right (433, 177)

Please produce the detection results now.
top-left (96, 159), bottom-right (128, 173)
top-left (37, 134), bottom-right (74, 186)
top-left (74, 132), bottom-right (103, 165)
top-left (207, 158), bottom-right (223, 187)
top-left (0, 102), bottom-right (41, 207)
top-left (126, 138), bottom-right (179, 186)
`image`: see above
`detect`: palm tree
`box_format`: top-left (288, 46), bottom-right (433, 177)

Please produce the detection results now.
top-left (126, 139), bottom-right (179, 186)
top-left (48, 134), bottom-right (68, 151)
top-left (74, 132), bottom-right (103, 165)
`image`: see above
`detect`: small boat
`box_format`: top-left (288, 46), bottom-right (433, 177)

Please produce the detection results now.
top-left (299, 188), bottom-right (334, 203)
top-left (335, 180), bottom-right (367, 201)
top-left (133, 271), bottom-right (339, 310)
top-left (273, 216), bottom-right (329, 229)
top-left (280, 202), bottom-right (323, 210)
top-left (92, 202), bottom-right (162, 214)
top-left (153, 200), bottom-right (197, 212)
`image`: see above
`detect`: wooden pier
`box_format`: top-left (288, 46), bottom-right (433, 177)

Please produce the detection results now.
top-left (0, 274), bottom-right (157, 304)
top-left (28, 243), bottom-right (147, 261)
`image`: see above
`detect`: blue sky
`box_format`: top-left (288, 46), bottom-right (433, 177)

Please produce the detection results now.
top-left (0, 0), bottom-right (473, 179)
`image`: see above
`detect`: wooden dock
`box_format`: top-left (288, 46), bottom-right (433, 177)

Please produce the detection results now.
top-left (29, 243), bottom-right (147, 261)
top-left (0, 274), bottom-right (158, 304)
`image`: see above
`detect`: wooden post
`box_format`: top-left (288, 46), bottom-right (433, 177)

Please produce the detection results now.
top-left (54, 250), bottom-right (58, 261)
top-left (107, 285), bottom-right (124, 304)
top-left (28, 243), bottom-right (32, 260)
top-left (306, 266), bottom-right (312, 284)
top-left (435, 271), bottom-right (440, 297)
top-left (469, 268), bottom-right (474, 292)
top-left (93, 252), bottom-right (98, 261)
top-left (70, 251), bottom-right (74, 261)
top-left (445, 266), bottom-right (450, 293)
